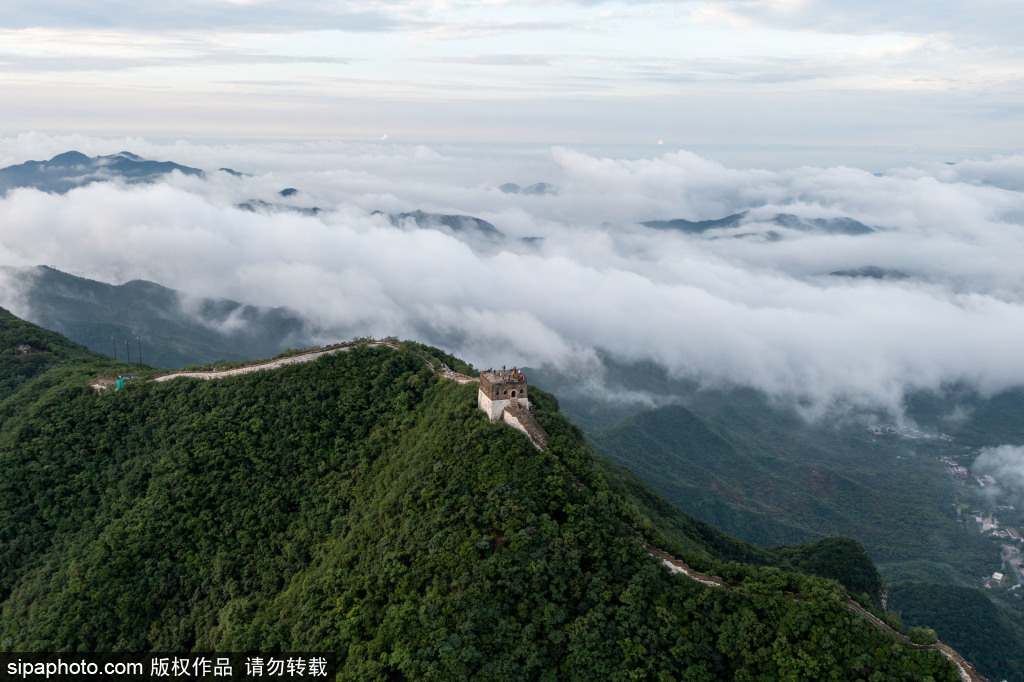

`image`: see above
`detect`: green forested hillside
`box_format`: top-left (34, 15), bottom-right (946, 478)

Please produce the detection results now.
top-left (888, 581), bottom-right (1024, 682)
top-left (0, 309), bottom-right (961, 679)
top-left (906, 386), bottom-right (1024, 447)
top-left (533, 363), bottom-right (1022, 681)
top-left (589, 403), bottom-right (993, 579)
top-left (4, 265), bottom-right (312, 368)
top-left (590, 405), bottom-right (814, 546)
top-left (0, 305), bottom-right (106, 396)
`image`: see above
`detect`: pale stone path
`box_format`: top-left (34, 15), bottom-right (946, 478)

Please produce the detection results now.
top-left (645, 544), bottom-right (986, 682)
top-left (152, 341), bottom-right (397, 383)
top-left (436, 368), bottom-right (477, 384)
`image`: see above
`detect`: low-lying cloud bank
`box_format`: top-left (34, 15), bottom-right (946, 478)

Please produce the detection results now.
top-left (974, 445), bottom-right (1024, 507)
top-left (1, 135), bottom-right (1023, 416)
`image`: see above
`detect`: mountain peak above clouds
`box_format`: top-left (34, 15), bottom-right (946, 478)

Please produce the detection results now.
top-left (499, 182), bottom-right (557, 195)
top-left (640, 211), bottom-right (875, 238)
top-left (374, 209), bottom-right (504, 240)
top-left (0, 150), bottom-right (203, 194)
top-left (47, 150), bottom-right (92, 166)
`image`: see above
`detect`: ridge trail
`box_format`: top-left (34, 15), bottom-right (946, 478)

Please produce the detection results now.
top-left (645, 544), bottom-right (986, 682)
top-left (152, 341), bottom-right (398, 382)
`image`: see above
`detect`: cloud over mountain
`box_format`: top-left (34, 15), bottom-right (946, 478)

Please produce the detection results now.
top-left (973, 445), bottom-right (1024, 506)
top-left (1, 135), bottom-right (1023, 416)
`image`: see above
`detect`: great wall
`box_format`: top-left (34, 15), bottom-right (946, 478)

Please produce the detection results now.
top-left (475, 368), bottom-right (550, 450)
top-left (147, 343), bottom-right (550, 450)
top-left (136, 341), bottom-right (985, 679)
top-left (645, 545), bottom-right (986, 682)
top-left (151, 341), bottom-right (397, 382)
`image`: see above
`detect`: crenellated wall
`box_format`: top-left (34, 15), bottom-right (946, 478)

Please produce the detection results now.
top-left (475, 368), bottom-right (548, 449)
top-left (477, 369), bottom-right (529, 421)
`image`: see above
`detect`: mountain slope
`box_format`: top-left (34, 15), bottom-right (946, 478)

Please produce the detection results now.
top-left (0, 151), bottom-right (201, 194)
top-left (591, 404), bottom-right (815, 546)
top-left (373, 210), bottom-right (506, 252)
top-left (2, 265), bottom-right (312, 368)
top-left (0, 312), bottom-right (963, 679)
top-left (530, 360), bottom-right (1020, 680)
top-left (534, 361), bottom-right (997, 579)
top-left (0, 304), bottom-right (103, 397)
top-left (888, 581), bottom-right (1024, 682)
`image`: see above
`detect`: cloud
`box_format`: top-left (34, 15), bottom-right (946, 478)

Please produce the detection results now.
top-left (0, 1), bottom-right (414, 33)
top-left (693, 0), bottom-right (1024, 46)
top-left (0, 52), bottom-right (354, 73)
top-left (1, 135), bottom-right (1024, 418)
top-left (479, 0), bottom-right (1024, 48)
top-left (973, 445), bottom-right (1024, 506)
top-left (421, 54), bottom-right (556, 66)
top-left (0, 266), bottom-right (38, 320)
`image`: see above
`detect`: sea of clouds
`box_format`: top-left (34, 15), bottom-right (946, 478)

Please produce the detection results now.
top-left (1, 133), bottom-right (1023, 417)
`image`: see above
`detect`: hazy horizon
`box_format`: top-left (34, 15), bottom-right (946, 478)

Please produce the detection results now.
top-left (3, 134), bottom-right (1021, 173)
top-left (2, 0), bottom-right (1023, 154)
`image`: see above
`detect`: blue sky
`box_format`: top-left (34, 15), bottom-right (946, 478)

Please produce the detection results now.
top-left (2, 0), bottom-right (1023, 155)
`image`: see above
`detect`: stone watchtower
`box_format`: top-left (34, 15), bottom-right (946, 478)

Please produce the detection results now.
top-left (476, 367), bottom-right (549, 450)
top-left (477, 368), bottom-right (529, 421)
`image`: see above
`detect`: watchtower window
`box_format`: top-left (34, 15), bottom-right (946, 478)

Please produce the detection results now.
top-left (511, 390), bottom-right (516, 397)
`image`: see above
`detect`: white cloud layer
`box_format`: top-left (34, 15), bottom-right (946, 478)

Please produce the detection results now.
top-left (2, 135), bottom-right (1024, 416)
top-left (973, 445), bottom-right (1024, 506)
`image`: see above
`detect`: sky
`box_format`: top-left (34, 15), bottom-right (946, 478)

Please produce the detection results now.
top-left (1, 0), bottom-right (1024, 156)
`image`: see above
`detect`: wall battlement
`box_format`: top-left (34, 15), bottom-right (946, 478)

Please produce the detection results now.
top-left (476, 367), bottom-right (548, 449)
top-left (477, 368), bottom-right (529, 421)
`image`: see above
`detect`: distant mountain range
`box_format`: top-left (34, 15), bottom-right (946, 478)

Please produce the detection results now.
top-left (642, 211), bottom-right (875, 237)
top-left (0, 152), bottom-right (542, 249)
top-left (0, 150), bottom-right (205, 194)
top-left (0, 265), bottom-right (314, 368)
top-left (373, 209), bottom-right (542, 251)
top-left (1, 151), bottom-right (884, 252)
top-left (499, 182), bottom-right (557, 195)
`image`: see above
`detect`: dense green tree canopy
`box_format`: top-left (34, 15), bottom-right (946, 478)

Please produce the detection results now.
top-left (0, 308), bottom-right (960, 679)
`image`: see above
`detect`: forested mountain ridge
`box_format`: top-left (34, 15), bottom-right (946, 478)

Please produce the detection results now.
top-left (0, 151), bottom-right (201, 194)
top-left (1, 265), bottom-right (313, 369)
top-left (0, 308), bottom-right (968, 679)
